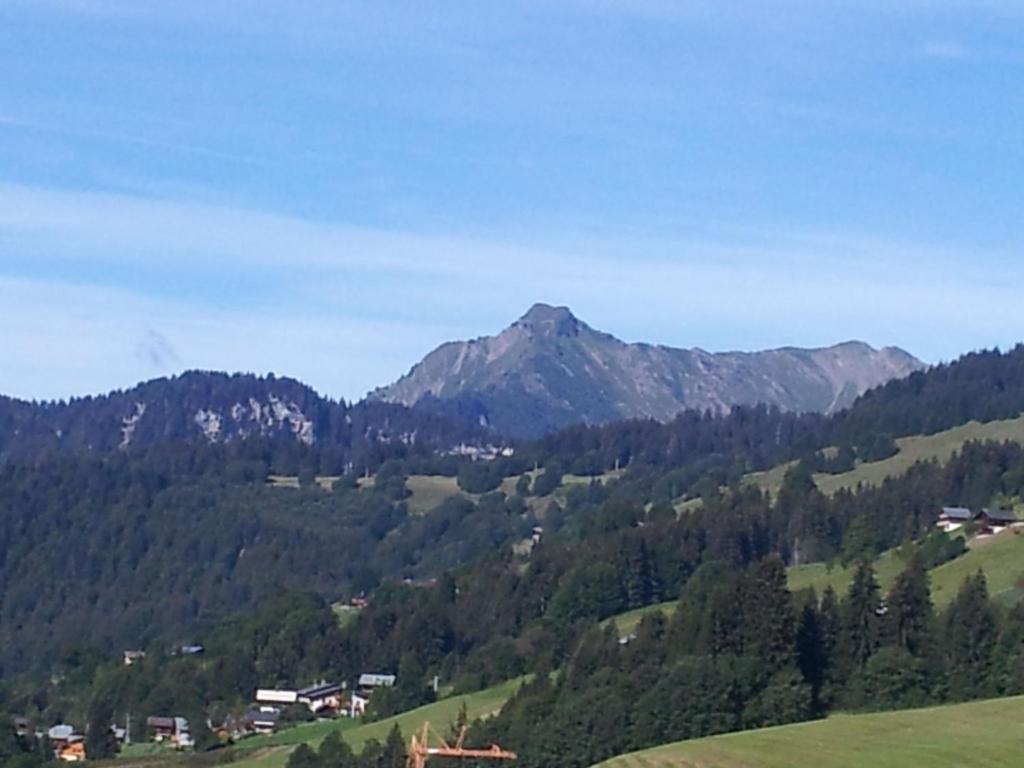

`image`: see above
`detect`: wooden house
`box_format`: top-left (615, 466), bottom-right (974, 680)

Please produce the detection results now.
top-left (146, 716), bottom-right (176, 742)
top-left (58, 742), bottom-right (86, 762)
top-left (936, 506), bottom-right (973, 532)
top-left (977, 508), bottom-right (1018, 534)
top-left (297, 681), bottom-right (343, 714)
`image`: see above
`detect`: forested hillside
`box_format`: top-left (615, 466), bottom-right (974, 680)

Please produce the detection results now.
top-left (0, 371), bottom-right (484, 466)
top-left (4, 344), bottom-right (1024, 768)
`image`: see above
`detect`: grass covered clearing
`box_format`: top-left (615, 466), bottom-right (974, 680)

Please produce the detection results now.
top-left (786, 528), bottom-right (1024, 607)
top-left (746, 414), bottom-right (1024, 498)
top-left (265, 475), bottom-right (339, 491)
top-left (594, 694), bottom-right (1024, 768)
top-left (404, 475), bottom-right (471, 515)
top-left (227, 676), bottom-right (527, 768)
top-left (603, 601), bottom-right (678, 637)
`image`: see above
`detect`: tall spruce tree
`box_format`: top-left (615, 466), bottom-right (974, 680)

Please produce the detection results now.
top-left (795, 596), bottom-right (826, 705)
top-left (944, 571), bottom-right (998, 701)
top-left (884, 556), bottom-right (934, 656)
top-left (317, 731), bottom-right (356, 768)
top-left (84, 698), bottom-right (118, 760)
top-left (742, 556), bottom-right (796, 672)
top-left (837, 562), bottom-right (882, 678)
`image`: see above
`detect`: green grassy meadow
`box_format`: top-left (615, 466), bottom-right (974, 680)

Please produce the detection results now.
top-left (404, 474), bottom-right (471, 515)
top-left (746, 414), bottom-right (1024, 497)
top-left (604, 602), bottom-right (678, 637)
top-left (593, 695), bottom-right (1024, 768)
top-left (226, 676), bottom-right (527, 768)
top-left (787, 527), bottom-right (1024, 606)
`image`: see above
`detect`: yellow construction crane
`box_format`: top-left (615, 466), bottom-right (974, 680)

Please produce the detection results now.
top-left (406, 722), bottom-right (517, 768)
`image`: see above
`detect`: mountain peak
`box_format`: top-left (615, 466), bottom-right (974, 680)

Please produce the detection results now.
top-left (514, 303), bottom-right (581, 337)
top-left (373, 309), bottom-right (925, 436)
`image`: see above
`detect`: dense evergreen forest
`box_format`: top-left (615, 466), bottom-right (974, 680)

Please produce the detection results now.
top-left (6, 435), bottom-right (1024, 755)
top-left (0, 371), bottom-right (485, 466)
top-left (4, 345), bottom-right (1024, 766)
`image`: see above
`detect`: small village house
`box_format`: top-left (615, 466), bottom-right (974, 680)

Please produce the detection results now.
top-left (13, 717), bottom-right (30, 738)
top-left (255, 688), bottom-right (298, 709)
top-left (58, 742), bottom-right (86, 762)
top-left (47, 724), bottom-right (79, 751)
top-left (349, 673), bottom-right (396, 716)
top-left (243, 709), bottom-right (280, 735)
top-left (297, 681), bottom-right (343, 715)
top-left (47, 725), bottom-right (85, 761)
top-left (357, 673), bottom-right (396, 692)
top-left (349, 692), bottom-right (370, 717)
top-left (145, 715), bottom-right (192, 747)
top-left (936, 506), bottom-right (973, 532)
top-left (123, 650), bottom-right (146, 666)
top-left (977, 508), bottom-right (1018, 534)
top-left (146, 716), bottom-right (175, 742)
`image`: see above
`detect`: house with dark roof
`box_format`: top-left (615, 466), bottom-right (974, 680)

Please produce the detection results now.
top-left (977, 508), bottom-right (1019, 534)
top-left (243, 709), bottom-right (279, 735)
top-left (357, 673), bottom-right (396, 689)
top-left (146, 716), bottom-right (176, 742)
top-left (937, 506), bottom-right (973, 532)
top-left (297, 681), bottom-right (343, 714)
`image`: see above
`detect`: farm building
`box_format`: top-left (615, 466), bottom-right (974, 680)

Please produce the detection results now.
top-left (937, 506), bottom-right (973, 532)
top-left (297, 681), bottom-right (343, 714)
top-left (58, 742), bottom-right (85, 762)
top-left (357, 673), bottom-right (396, 690)
top-left (13, 717), bottom-right (30, 737)
top-left (243, 709), bottom-right (280, 735)
top-left (146, 716), bottom-right (176, 741)
top-left (255, 688), bottom-right (298, 707)
top-left (47, 724), bottom-right (79, 750)
top-left (977, 508), bottom-right (1018, 534)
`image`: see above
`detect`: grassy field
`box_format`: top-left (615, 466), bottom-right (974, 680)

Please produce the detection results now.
top-left (746, 414), bottom-right (1024, 497)
top-left (266, 475), bottom-right (339, 491)
top-left (603, 602), bottom-right (678, 637)
top-left (594, 694), bottom-right (1024, 768)
top-left (404, 475), bottom-right (472, 515)
top-left (787, 527), bottom-right (1024, 606)
top-left (226, 676), bottom-right (527, 768)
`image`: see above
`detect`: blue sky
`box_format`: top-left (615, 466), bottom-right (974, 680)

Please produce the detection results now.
top-left (2, 1), bottom-right (1023, 401)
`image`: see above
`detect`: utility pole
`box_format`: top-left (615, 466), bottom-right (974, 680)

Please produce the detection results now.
top-left (125, 712), bottom-right (131, 746)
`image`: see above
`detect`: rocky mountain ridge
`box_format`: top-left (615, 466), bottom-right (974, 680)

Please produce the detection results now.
top-left (371, 304), bottom-right (924, 436)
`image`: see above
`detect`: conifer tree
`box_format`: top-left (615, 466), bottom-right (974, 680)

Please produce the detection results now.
top-left (84, 698), bottom-right (118, 760)
top-left (382, 724), bottom-right (407, 768)
top-left (286, 744), bottom-right (320, 768)
top-left (837, 561), bottom-right (882, 677)
top-left (795, 596), bottom-right (826, 703)
top-left (318, 731), bottom-right (356, 768)
top-left (742, 556), bottom-right (796, 672)
top-left (944, 571), bottom-right (998, 700)
top-left (884, 556), bottom-right (934, 656)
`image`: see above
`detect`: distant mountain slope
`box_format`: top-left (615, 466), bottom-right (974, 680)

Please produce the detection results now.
top-left (374, 303), bottom-right (924, 437)
top-left (0, 371), bottom-right (482, 463)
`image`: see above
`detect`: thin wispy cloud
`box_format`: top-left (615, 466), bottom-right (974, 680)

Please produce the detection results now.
top-left (0, 116), bottom-right (266, 166)
top-left (921, 40), bottom-right (969, 59)
top-left (2, 183), bottom-right (1022, 402)
top-left (2, 3), bottom-right (1022, 401)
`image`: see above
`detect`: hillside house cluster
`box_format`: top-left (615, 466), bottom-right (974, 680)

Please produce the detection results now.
top-left (236, 673), bottom-right (396, 736)
top-left (146, 715), bottom-right (193, 748)
top-left (24, 721), bottom-right (128, 761)
top-left (936, 506), bottom-right (1020, 534)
